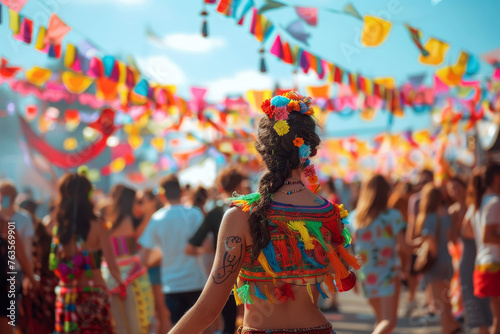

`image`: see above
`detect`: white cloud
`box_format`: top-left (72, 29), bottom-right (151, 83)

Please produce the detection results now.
top-left (136, 56), bottom-right (187, 85)
top-left (150, 33), bottom-right (227, 53)
top-left (204, 70), bottom-right (275, 101)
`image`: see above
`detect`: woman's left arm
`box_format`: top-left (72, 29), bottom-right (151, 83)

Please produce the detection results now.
top-left (170, 207), bottom-right (249, 334)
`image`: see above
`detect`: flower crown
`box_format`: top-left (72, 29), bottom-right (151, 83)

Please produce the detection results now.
top-left (260, 91), bottom-right (320, 194)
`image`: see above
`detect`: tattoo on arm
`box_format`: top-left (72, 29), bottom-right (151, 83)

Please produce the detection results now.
top-left (212, 236), bottom-right (242, 284)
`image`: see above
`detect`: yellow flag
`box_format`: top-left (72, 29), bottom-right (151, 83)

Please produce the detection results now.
top-left (435, 51), bottom-right (469, 86)
top-left (64, 44), bottom-right (76, 68)
top-left (9, 9), bottom-right (20, 34)
top-left (419, 38), bottom-right (449, 66)
top-left (26, 67), bottom-right (52, 86)
top-left (62, 71), bottom-right (94, 94)
top-left (361, 15), bottom-right (392, 47)
top-left (35, 26), bottom-right (47, 51)
top-left (246, 90), bottom-right (273, 113)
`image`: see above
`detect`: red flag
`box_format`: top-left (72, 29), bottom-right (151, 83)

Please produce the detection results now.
top-left (295, 7), bottom-right (318, 26)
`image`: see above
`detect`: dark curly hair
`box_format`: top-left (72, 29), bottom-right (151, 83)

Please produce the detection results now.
top-left (248, 109), bottom-right (320, 261)
top-left (55, 173), bottom-right (97, 245)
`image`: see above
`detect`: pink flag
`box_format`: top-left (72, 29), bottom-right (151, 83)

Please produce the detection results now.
top-left (45, 13), bottom-right (71, 45)
top-left (295, 7), bottom-right (318, 26)
top-left (270, 35), bottom-right (284, 59)
top-left (1, 0), bottom-right (29, 12)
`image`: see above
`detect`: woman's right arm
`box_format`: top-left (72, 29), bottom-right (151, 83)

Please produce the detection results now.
top-left (170, 207), bottom-right (249, 334)
top-left (98, 223), bottom-right (124, 285)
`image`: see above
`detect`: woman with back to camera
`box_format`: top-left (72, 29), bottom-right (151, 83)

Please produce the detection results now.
top-left (411, 184), bottom-right (462, 334)
top-left (135, 189), bottom-right (172, 334)
top-left (352, 174), bottom-right (408, 334)
top-left (51, 172), bottom-right (122, 333)
top-left (102, 185), bottom-right (154, 334)
top-left (170, 91), bottom-right (361, 334)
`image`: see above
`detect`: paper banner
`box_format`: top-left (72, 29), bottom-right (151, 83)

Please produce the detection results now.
top-left (1, 0), bottom-right (28, 12)
top-left (0, 58), bottom-right (21, 79)
top-left (19, 115), bottom-right (114, 169)
top-left (26, 66), bottom-right (52, 86)
top-left (405, 24), bottom-right (429, 56)
top-left (259, 0), bottom-right (286, 13)
top-left (96, 77), bottom-right (118, 101)
top-left (306, 84), bottom-right (330, 99)
top-left (408, 73), bottom-right (426, 88)
top-left (34, 26), bottom-right (47, 51)
top-left (62, 71), bottom-right (94, 94)
top-left (361, 15), bottom-right (392, 47)
top-left (8, 8), bottom-right (19, 34)
top-left (419, 38), bottom-right (449, 66)
top-left (465, 54), bottom-right (480, 75)
top-left (295, 7), bottom-right (318, 26)
top-left (433, 74), bottom-right (449, 93)
top-left (246, 90), bottom-right (272, 113)
top-left (45, 13), bottom-right (71, 45)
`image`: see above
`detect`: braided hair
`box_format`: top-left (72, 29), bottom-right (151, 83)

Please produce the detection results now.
top-left (248, 104), bottom-right (320, 261)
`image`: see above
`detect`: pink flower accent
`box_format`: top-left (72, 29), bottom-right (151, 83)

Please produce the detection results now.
top-left (361, 231), bottom-right (373, 242)
top-left (381, 247), bottom-right (393, 258)
top-left (304, 165), bottom-right (315, 178)
top-left (274, 106), bottom-right (289, 121)
top-left (366, 273), bottom-right (378, 285)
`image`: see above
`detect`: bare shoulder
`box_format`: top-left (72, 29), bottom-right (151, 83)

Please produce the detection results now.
top-left (221, 207), bottom-right (251, 234)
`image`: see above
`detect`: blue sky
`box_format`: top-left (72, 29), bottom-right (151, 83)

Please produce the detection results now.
top-left (1, 0), bottom-right (499, 137)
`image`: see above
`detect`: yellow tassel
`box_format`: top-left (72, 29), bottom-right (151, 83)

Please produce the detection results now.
top-left (264, 285), bottom-right (277, 303)
top-left (306, 282), bottom-right (314, 304)
top-left (324, 273), bottom-right (336, 293)
top-left (288, 221), bottom-right (314, 250)
top-left (258, 252), bottom-right (277, 277)
top-left (326, 244), bottom-right (349, 279)
top-left (337, 244), bottom-right (361, 270)
top-left (338, 204), bottom-right (349, 219)
top-left (233, 285), bottom-right (242, 306)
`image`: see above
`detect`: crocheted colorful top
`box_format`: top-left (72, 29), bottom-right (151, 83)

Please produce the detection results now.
top-left (229, 193), bottom-right (361, 305)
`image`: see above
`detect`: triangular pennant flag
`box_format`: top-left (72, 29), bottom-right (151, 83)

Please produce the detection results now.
top-left (254, 13), bottom-right (263, 41)
top-left (285, 19), bottom-right (310, 45)
top-left (405, 24), bottom-right (429, 56)
top-left (361, 15), bottom-right (392, 47)
top-left (348, 73), bottom-right (358, 94)
top-left (8, 8), bottom-right (19, 34)
top-left (282, 41), bottom-right (293, 64)
top-left (343, 3), bottom-right (362, 20)
top-left (13, 17), bottom-right (32, 43)
top-left (453, 51), bottom-right (469, 76)
top-left (1, 0), bottom-right (29, 13)
top-left (249, 7), bottom-right (257, 34)
top-left (259, 0), bottom-right (286, 13)
top-left (436, 66), bottom-right (462, 86)
top-left (71, 54), bottom-right (81, 72)
top-left (117, 61), bottom-right (127, 84)
top-left (134, 78), bottom-right (149, 96)
top-left (408, 73), bottom-right (426, 88)
top-left (270, 35), bottom-right (284, 59)
top-left (48, 44), bottom-right (61, 58)
top-left (236, 0), bottom-right (253, 22)
top-left (62, 71), bottom-right (94, 94)
top-left (26, 66), bottom-right (52, 86)
top-left (419, 38), bottom-right (449, 66)
top-left (300, 49), bottom-right (310, 73)
top-left (295, 7), bottom-right (318, 26)
top-left (88, 57), bottom-right (103, 78)
top-left (217, 0), bottom-right (232, 16)
top-left (291, 45), bottom-right (300, 65)
top-left (433, 73), bottom-right (449, 93)
top-left (465, 54), bottom-right (480, 76)
top-left (45, 13), bottom-right (71, 45)
top-left (333, 65), bottom-right (344, 84)
top-left (35, 26), bottom-right (47, 51)
top-left (64, 43), bottom-right (77, 68)
top-left (102, 55), bottom-right (116, 78)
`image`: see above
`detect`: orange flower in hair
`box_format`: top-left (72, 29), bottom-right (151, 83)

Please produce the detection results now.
top-left (293, 137), bottom-right (304, 147)
top-left (307, 175), bottom-right (318, 184)
top-left (261, 99), bottom-right (275, 118)
top-left (287, 101), bottom-right (300, 112)
top-left (284, 91), bottom-right (302, 100)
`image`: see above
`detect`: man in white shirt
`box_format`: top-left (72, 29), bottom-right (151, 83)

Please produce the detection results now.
top-left (139, 175), bottom-right (206, 325)
top-left (474, 163), bottom-right (500, 334)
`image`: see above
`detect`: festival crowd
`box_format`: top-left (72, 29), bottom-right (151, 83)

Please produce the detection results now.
top-left (1, 164), bottom-right (499, 334)
top-left (1, 103), bottom-right (500, 334)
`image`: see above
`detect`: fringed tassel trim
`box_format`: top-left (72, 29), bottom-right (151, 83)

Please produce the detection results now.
top-left (324, 273), bottom-right (337, 293)
top-left (254, 284), bottom-right (267, 301)
top-left (257, 252), bottom-right (277, 277)
top-left (325, 244), bottom-right (349, 279)
top-left (237, 283), bottom-right (253, 305)
top-left (306, 282), bottom-right (314, 304)
top-left (316, 282), bottom-right (328, 299)
top-left (233, 285), bottom-right (242, 305)
top-left (288, 221), bottom-right (314, 250)
top-left (337, 244), bottom-right (361, 270)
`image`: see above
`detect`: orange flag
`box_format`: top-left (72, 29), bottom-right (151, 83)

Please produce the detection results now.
top-left (419, 38), bottom-right (449, 66)
top-left (361, 16), bottom-right (392, 47)
top-left (45, 13), bottom-right (71, 45)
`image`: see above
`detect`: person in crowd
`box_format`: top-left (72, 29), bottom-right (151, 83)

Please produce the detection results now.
top-left (135, 189), bottom-right (171, 334)
top-left (185, 166), bottom-right (247, 334)
top-left (138, 175), bottom-right (206, 326)
top-left (446, 176), bottom-right (468, 319)
top-left (0, 214), bottom-right (38, 334)
top-left (405, 170), bottom-right (434, 317)
top-left (460, 168), bottom-right (492, 334)
top-left (17, 198), bottom-right (58, 334)
top-left (388, 182), bottom-right (413, 223)
top-left (103, 185), bottom-right (154, 334)
top-left (193, 186), bottom-right (209, 216)
top-left (169, 91), bottom-right (361, 334)
top-left (51, 172), bottom-right (123, 333)
top-left (411, 184), bottom-right (462, 334)
top-left (0, 180), bottom-right (34, 330)
top-left (326, 177), bottom-right (341, 205)
top-left (472, 163), bottom-right (500, 334)
top-left (352, 174), bottom-right (408, 334)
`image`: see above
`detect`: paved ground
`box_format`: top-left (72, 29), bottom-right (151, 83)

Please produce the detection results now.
top-left (327, 290), bottom-right (449, 334)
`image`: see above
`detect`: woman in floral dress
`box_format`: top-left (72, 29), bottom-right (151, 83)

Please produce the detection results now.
top-left (352, 174), bottom-right (409, 334)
